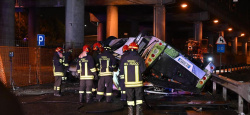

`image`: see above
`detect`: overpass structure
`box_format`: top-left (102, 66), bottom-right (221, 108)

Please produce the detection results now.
top-left (0, 0), bottom-right (249, 53)
top-left (0, 0), bottom-right (248, 44)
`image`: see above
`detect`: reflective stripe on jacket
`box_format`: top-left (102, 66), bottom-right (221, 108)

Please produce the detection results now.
top-left (53, 52), bottom-right (64, 76)
top-left (119, 51), bottom-right (146, 88)
top-left (77, 54), bottom-right (97, 80)
top-left (97, 50), bottom-right (117, 77)
top-left (119, 51), bottom-right (129, 79)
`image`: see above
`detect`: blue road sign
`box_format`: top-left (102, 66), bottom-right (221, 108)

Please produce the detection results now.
top-left (217, 44), bottom-right (225, 53)
top-left (37, 34), bottom-right (45, 46)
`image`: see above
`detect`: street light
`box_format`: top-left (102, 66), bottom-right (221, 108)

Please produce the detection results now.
top-left (181, 3), bottom-right (188, 8)
top-left (240, 33), bottom-right (245, 37)
top-left (228, 27), bottom-right (233, 31)
top-left (213, 19), bottom-right (219, 24)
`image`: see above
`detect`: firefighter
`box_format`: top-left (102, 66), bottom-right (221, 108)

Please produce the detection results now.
top-left (119, 45), bottom-right (129, 101)
top-left (77, 45), bottom-right (97, 103)
top-left (96, 45), bottom-right (117, 103)
top-left (92, 42), bottom-right (103, 96)
top-left (119, 42), bottom-right (146, 115)
top-left (62, 48), bottom-right (73, 82)
top-left (53, 47), bottom-right (64, 96)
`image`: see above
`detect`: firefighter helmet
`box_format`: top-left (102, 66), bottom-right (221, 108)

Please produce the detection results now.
top-left (55, 47), bottom-right (63, 53)
top-left (82, 45), bottom-right (90, 52)
top-left (122, 45), bottom-right (129, 52)
top-left (93, 42), bottom-right (103, 51)
top-left (129, 42), bottom-right (139, 50)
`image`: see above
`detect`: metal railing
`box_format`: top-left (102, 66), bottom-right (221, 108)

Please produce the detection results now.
top-left (211, 69), bottom-right (250, 115)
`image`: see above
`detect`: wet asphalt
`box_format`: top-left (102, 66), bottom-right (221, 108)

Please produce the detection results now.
top-left (13, 82), bottom-right (239, 115)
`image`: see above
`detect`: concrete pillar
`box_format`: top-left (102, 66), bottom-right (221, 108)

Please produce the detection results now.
top-left (28, 8), bottom-right (39, 47)
top-left (242, 41), bottom-right (247, 55)
top-left (153, 5), bottom-right (166, 41)
top-left (194, 21), bottom-right (202, 42)
top-left (106, 6), bottom-right (118, 38)
top-left (97, 23), bottom-right (103, 41)
top-left (232, 37), bottom-right (238, 54)
top-left (0, 0), bottom-right (15, 46)
top-left (65, 0), bottom-right (85, 49)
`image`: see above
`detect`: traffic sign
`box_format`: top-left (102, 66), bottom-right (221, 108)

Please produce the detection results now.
top-left (217, 44), bottom-right (225, 53)
top-left (216, 36), bottom-right (226, 44)
top-left (37, 34), bottom-right (45, 46)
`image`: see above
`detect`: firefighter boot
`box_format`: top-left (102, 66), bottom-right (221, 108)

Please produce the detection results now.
top-left (79, 94), bottom-right (84, 103)
top-left (54, 91), bottom-right (61, 97)
top-left (136, 105), bottom-right (143, 115)
top-left (86, 94), bottom-right (92, 103)
top-left (54, 90), bottom-right (56, 95)
top-left (106, 96), bottom-right (113, 103)
top-left (128, 106), bottom-right (133, 115)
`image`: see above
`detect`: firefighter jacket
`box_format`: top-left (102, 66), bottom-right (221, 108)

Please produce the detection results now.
top-left (119, 51), bottom-right (146, 88)
top-left (119, 51), bottom-right (130, 80)
top-left (97, 50), bottom-right (117, 77)
top-left (77, 53), bottom-right (97, 80)
top-left (62, 51), bottom-right (72, 67)
top-left (53, 52), bottom-right (64, 76)
top-left (92, 50), bottom-right (100, 68)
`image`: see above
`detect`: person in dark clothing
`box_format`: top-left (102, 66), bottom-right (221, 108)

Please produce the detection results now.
top-left (96, 46), bottom-right (117, 103)
top-left (62, 48), bottom-right (73, 82)
top-left (119, 42), bottom-right (146, 115)
top-left (77, 45), bottom-right (97, 103)
top-left (119, 45), bottom-right (130, 101)
top-left (53, 47), bottom-right (64, 96)
top-left (91, 42), bottom-right (103, 96)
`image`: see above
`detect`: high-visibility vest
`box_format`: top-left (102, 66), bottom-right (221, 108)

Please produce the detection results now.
top-left (119, 51), bottom-right (146, 88)
top-left (77, 55), bottom-right (97, 80)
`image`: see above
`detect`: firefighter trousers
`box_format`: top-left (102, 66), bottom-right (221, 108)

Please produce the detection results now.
top-left (79, 80), bottom-right (93, 95)
top-left (126, 87), bottom-right (143, 106)
top-left (119, 79), bottom-right (126, 100)
top-left (92, 80), bottom-right (98, 92)
top-left (62, 66), bottom-right (69, 81)
top-left (96, 76), bottom-right (113, 101)
top-left (54, 76), bottom-right (62, 94)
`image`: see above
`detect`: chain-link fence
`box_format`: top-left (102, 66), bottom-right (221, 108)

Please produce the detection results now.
top-left (0, 39), bottom-right (87, 88)
top-left (0, 46), bottom-right (54, 87)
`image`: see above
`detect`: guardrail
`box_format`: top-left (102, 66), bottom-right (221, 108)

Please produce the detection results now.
top-left (214, 64), bottom-right (250, 74)
top-left (210, 73), bottom-right (250, 115)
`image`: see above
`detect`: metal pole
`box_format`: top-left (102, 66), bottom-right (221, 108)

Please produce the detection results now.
top-left (213, 82), bottom-right (216, 95)
top-left (10, 57), bottom-right (15, 90)
top-left (223, 87), bottom-right (227, 101)
top-left (238, 95), bottom-right (244, 115)
top-left (36, 47), bottom-right (40, 84)
top-left (10, 57), bottom-right (12, 86)
top-left (29, 65), bottom-right (31, 84)
top-left (219, 53), bottom-right (221, 74)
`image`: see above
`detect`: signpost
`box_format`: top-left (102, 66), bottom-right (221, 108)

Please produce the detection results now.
top-left (216, 36), bottom-right (226, 73)
top-left (36, 34), bottom-right (45, 84)
top-left (217, 44), bottom-right (225, 53)
top-left (37, 34), bottom-right (45, 46)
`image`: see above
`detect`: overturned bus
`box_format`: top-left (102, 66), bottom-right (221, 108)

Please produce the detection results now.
top-left (70, 34), bottom-right (215, 93)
